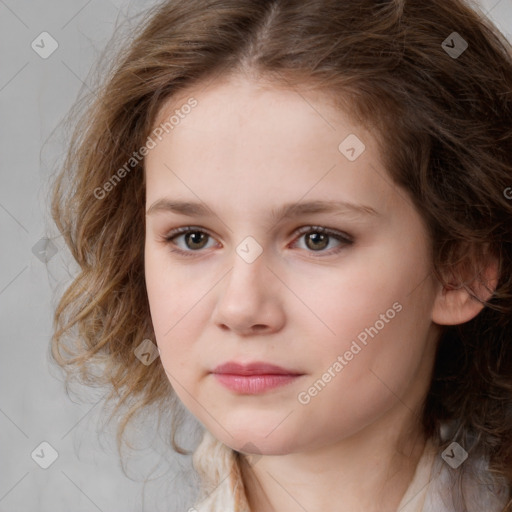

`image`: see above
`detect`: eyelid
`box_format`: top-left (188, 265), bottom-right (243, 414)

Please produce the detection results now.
top-left (163, 225), bottom-right (217, 241)
top-left (292, 225), bottom-right (353, 243)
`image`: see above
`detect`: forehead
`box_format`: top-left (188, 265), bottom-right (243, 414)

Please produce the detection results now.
top-left (144, 75), bottom-right (400, 222)
top-left (152, 72), bottom-right (356, 132)
top-left (147, 74), bottom-right (372, 166)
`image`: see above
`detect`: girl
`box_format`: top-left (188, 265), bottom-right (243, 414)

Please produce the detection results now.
top-left (50, 0), bottom-right (512, 510)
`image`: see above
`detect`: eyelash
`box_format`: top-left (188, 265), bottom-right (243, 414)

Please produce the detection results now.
top-left (161, 225), bottom-right (354, 258)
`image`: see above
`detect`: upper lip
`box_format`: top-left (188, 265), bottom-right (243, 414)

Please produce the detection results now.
top-left (212, 361), bottom-right (303, 376)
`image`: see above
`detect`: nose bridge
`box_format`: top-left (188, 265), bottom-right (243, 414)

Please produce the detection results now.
top-left (212, 240), bottom-right (284, 333)
top-left (224, 244), bottom-right (268, 300)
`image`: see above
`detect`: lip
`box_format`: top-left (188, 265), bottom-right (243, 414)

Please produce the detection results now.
top-left (213, 361), bottom-right (302, 376)
top-left (211, 361), bottom-right (304, 394)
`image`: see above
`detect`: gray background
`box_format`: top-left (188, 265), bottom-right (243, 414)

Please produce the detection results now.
top-left (1, 0), bottom-right (511, 511)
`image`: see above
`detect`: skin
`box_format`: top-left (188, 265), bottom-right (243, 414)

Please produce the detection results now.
top-left (143, 74), bottom-right (490, 512)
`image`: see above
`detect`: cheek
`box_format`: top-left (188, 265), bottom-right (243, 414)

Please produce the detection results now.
top-left (144, 245), bottom-right (211, 374)
top-left (288, 260), bottom-right (410, 351)
top-left (294, 245), bottom-right (434, 385)
top-left (144, 250), bottom-right (172, 334)
top-left (145, 247), bottom-right (182, 352)
top-left (308, 294), bottom-right (433, 417)
top-left (145, 243), bottom-right (190, 328)
top-left (293, 301), bottom-right (433, 449)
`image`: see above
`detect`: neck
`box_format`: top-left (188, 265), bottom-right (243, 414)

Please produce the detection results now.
top-left (239, 411), bottom-right (428, 512)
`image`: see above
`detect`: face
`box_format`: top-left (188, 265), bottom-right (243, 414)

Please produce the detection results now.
top-left (144, 75), bottom-right (441, 456)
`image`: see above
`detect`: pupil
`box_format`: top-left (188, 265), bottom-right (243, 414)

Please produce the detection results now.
top-left (306, 232), bottom-right (328, 250)
top-left (186, 232), bottom-right (206, 249)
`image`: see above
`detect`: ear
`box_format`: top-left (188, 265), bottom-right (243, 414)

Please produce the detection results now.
top-left (432, 254), bottom-right (499, 326)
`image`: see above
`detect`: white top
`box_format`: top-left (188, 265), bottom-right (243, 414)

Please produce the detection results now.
top-left (397, 439), bottom-right (509, 512)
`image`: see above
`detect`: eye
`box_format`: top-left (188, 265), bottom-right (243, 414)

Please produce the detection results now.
top-left (163, 226), bottom-right (219, 256)
top-left (291, 226), bottom-right (353, 255)
top-left (162, 225), bottom-right (353, 258)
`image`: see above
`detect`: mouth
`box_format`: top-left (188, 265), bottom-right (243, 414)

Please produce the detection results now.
top-left (211, 361), bottom-right (305, 394)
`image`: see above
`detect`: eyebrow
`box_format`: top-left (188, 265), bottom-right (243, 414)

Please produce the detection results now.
top-left (146, 198), bottom-right (379, 220)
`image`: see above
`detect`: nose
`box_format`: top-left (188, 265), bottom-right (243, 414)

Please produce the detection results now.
top-left (211, 251), bottom-right (286, 336)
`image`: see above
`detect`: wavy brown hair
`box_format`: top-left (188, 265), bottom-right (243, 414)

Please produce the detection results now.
top-left (50, 0), bottom-right (512, 509)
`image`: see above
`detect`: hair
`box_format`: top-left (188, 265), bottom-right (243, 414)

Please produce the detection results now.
top-left (50, 0), bottom-right (512, 510)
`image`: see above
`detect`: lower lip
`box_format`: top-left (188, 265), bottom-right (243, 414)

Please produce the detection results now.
top-left (213, 374), bottom-right (301, 394)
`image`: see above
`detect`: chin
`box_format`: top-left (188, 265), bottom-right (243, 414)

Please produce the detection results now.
top-left (206, 418), bottom-right (299, 456)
